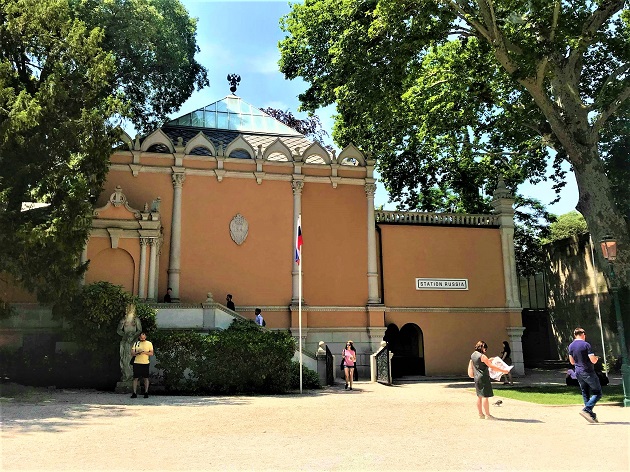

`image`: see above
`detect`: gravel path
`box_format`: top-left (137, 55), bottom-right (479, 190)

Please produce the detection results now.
top-left (1, 375), bottom-right (629, 472)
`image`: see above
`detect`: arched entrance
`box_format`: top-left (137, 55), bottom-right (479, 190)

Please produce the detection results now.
top-left (384, 323), bottom-right (425, 377)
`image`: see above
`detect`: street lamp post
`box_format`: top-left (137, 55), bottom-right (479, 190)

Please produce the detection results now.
top-left (600, 235), bottom-right (630, 407)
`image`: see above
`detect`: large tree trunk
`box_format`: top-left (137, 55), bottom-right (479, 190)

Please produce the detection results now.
top-left (571, 144), bottom-right (630, 353)
top-left (573, 147), bottom-right (629, 276)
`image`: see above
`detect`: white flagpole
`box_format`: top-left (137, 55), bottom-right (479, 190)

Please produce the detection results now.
top-left (299, 214), bottom-right (303, 394)
top-left (589, 235), bottom-right (608, 371)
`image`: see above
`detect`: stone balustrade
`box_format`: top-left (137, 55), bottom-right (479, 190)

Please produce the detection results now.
top-left (374, 210), bottom-right (500, 226)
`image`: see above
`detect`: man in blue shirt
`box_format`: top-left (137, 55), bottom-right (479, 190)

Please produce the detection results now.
top-left (568, 328), bottom-right (602, 423)
top-left (254, 308), bottom-right (264, 327)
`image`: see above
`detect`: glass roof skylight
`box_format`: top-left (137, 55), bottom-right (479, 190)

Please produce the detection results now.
top-left (165, 95), bottom-right (303, 136)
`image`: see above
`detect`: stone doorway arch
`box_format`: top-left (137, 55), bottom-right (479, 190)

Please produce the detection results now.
top-left (384, 323), bottom-right (425, 377)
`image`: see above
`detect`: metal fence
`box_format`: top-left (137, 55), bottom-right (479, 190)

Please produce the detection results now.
top-left (375, 345), bottom-right (392, 385)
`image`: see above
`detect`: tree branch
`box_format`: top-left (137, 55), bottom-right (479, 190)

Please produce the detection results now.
top-left (592, 63), bottom-right (630, 110)
top-left (567, 0), bottom-right (625, 74)
top-left (592, 84), bottom-right (630, 135)
top-left (440, 0), bottom-right (493, 43)
top-left (549, 0), bottom-right (561, 43)
top-left (535, 0), bottom-right (561, 88)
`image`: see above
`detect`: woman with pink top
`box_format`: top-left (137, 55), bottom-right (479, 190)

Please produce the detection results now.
top-left (342, 340), bottom-right (357, 390)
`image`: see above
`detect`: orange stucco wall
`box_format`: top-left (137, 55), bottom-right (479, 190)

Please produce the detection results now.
top-left (85, 237), bottom-right (138, 294)
top-left (306, 310), bottom-right (367, 328)
top-left (182, 158), bottom-right (216, 170)
top-left (97, 169), bottom-right (174, 298)
top-left (179, 176), bottom-right (293, 305)
top-left (0, 273), bottom-right (37, 303)
top-left (94, 164), bottom-right (373, 310)
top-left (110, 153), bottom-right (132, 165)
top-left (385, 311), bottom-right (510, 375)
top-left (379, 225), bottom-right (505, 308)
top-left (301, 183), bottom-right (368, 307)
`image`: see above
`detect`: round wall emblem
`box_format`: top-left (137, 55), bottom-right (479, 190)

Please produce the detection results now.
top-left (229, 213), bottom-right (249, 245)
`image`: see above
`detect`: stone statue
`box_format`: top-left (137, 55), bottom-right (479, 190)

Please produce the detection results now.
top-left (117, 304), bottom-right (142, 381)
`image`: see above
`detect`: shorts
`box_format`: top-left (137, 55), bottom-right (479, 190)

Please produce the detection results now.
top-left (133, 362), bottom-right (150, 379)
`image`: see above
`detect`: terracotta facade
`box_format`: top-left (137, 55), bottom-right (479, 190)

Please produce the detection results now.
top-left (2, 95), bottom-right (525, 376)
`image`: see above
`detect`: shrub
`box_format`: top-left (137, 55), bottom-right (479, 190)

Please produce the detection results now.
top-left (151, 319), bottom-right (298, 394)
top-left (41, 281), bottom-right (157, 389)
top-left (0, 347), bottom-right (119, 389)
top-left (289, 361), bottom-right (321, 390)
top-left (152, 330), bottom-right (207, 391)
top-left (202, 319), bottom-right (295, 394)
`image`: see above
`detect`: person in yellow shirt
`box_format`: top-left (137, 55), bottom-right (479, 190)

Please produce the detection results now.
top-left (130, 332), bottom-right (154, 399)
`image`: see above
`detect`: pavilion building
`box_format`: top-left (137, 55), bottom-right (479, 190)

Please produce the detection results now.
top-left (2, 93), bottom-right (524, 377)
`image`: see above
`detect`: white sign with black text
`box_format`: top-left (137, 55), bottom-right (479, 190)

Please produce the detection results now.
top-left (415, 278), bottom-right (469, 290)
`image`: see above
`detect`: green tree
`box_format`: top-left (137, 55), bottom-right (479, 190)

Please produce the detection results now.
top-left (0, 0), bottom-right (207, 314)
top-left (544, 210), bottom-right (589, 244)
top-left (278, 0), bottom-right (630, 289)
top-left (514, 197), bottom-right (555, 277)
top-left (66, 281), bottom-right (157, 350)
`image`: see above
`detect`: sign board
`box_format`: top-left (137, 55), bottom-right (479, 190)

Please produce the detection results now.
top-left (415, 278), bottom-right (468, 290)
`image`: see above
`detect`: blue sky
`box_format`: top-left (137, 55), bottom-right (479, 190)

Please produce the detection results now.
top-left (157, 0), bottom-right (579, 215)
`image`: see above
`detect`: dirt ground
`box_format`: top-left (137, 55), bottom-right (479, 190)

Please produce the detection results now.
top-left (1, 372), bottom-right (629, 472)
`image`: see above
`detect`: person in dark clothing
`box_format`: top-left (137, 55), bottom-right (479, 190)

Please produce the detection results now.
top-left (226, 294), bottom-right (235, 311)
top-left (500, 341), bottom-right (513, 385)
top-left (163, 287), bottom-right (173, 303)
top-left (568, 327), bottom-right (602, 423)
top-left (471, 341), bottom-right (509, 420)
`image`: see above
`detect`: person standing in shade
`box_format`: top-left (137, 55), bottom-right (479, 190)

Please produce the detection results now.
top-left (254, 308), bottom-right (265, 327)
top-left (163, 287), bottom-right (173, 303)
top-left (500, 341), bottom-right (513, 385)
top-left (568, 327), bottom-right (602, 423)
top-left (226, 294), bottom-right (235, 311)
top-left (131, 332), bottom-right (154, 399)
top-left (471, 341), bottom-right (509, 419)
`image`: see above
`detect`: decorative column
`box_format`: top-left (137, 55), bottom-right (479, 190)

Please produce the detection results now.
top-left (507, 327), bottom-right (526, 375)
top-left (147, 238), bottom-right (158, 301)
top-left (365, 181), bottom-right (380, 304)
top-left (291, 179), bottom-right (304, 304)
top-left (138, 237), bottom-right (149, 299)
top-left (167, 170), bottom-right (185, 301)
top-left (492, 178), bottom-right (525, 375)
top-left (491, 178), bottom-right (520, 308)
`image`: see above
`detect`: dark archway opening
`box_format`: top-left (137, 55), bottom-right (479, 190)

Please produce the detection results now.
top-left (384, 323), bottom-right (425, 377)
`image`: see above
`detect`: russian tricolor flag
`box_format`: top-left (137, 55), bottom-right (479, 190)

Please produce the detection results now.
top-left (295, 215), bottom-right (303, 265)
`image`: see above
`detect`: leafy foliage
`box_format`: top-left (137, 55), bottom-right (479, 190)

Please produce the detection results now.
top-left (153, 319), bottom-right (300, 394)
top-left (278, 0), bottom-right (630, 285)
top-left (261, 107), bottom-right (332, 151)
top-left (64, 282), bottom-right (156, 348)
top-left (289, 361), bottom-right (321, 390)
top-left (0, 281), bottom-right (156, 388)
top-left (0, 0), bottom-right (207, 312)
top-left (543, 211), bottom-right (589, 244)
top-left (514, 196), bottom-right (555, 277)
top-left (151, 330), bottom-right (203, 391)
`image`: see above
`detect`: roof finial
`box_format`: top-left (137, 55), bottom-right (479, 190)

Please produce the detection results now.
top-left (227, 74), bottom-right (241, 94)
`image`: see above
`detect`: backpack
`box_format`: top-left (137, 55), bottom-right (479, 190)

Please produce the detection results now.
top-left (467, 359), bottom-right (474, 378)
top-left (262, 319), bottom-right (266, 327)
